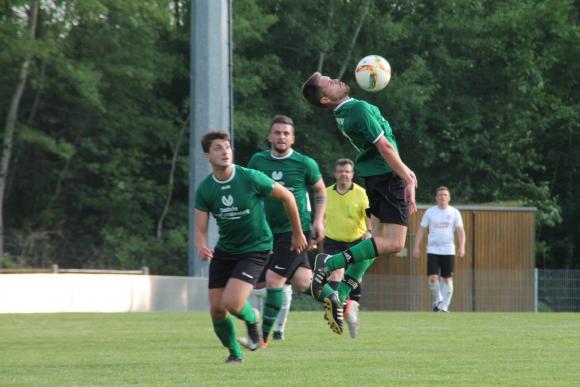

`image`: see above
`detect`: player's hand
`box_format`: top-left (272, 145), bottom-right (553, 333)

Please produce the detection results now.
top-left (290, 231), bottom-right (308, 255)
top-left (198, 247), bottom-right (214, 260)
top-left (408, 170), bottom-right (418, 189)
top-left (362, 230), bottom-right (372, 240)
top-left (404, 180), bottom-right (417, 214)
top-left (457, 247), bottom-right (465, 258)
top-left (309, 222), bottom-right (325, 250)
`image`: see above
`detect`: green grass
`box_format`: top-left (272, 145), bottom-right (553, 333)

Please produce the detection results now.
top-left (0, 312), bottom-right (578, 386)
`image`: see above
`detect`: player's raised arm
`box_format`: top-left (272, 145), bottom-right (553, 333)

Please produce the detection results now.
top-left (269, 183), bottom-right (307, 254)
top-left (374, 136), bottom-right (417, 214)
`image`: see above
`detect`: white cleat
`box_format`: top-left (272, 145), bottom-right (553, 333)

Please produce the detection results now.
top-left (346, 300), bottom-right (360, 338)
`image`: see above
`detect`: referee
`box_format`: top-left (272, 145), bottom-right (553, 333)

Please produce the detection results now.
top-left (324, 158), bottom-right (371, 338)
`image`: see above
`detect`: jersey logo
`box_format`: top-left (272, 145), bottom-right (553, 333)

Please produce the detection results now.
top-left (336, 118), bottom-right (344, 126)
top-left (221, 195), bottom-right (234, 206)
top-left (221, 185), bottom-right (231, 190)
top-left (271, 171), bottom-right (283, 181)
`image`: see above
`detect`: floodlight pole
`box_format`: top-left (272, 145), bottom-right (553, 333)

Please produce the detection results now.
top-left (189, 0), bottom-right (234, 277)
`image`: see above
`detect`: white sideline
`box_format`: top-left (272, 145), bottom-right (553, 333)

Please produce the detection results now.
top-left (0, 274), bottom-right (209, 313)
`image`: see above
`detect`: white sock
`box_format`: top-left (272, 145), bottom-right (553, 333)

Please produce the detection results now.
top-left (428, 279), bottom-right (442, 306)
top-left (441, 281), bottom-right (454, 311)
top-left (249, 288), bottom-right (267, 318)
top-left (273, 284), bottom-right (293, 332)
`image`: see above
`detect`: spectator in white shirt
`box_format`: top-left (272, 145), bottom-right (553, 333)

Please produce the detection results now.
top-left (412, 186), bottom-right (465, 312)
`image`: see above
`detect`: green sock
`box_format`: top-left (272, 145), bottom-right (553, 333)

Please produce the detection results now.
top-left (231, 300), bottom-right (257, 324)
top-left (262, 288), bottom-right (284, 340)
top-left (337, 258), bottom-right (375, 303)
top-left (326, 238), bottom-right (378, 272)
top-left (213, 315), bottom-right (242, 358)
top-left (318, 284), bottom-right (335, 302)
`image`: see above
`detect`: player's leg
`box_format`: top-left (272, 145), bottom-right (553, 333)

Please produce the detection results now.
top-left (261, 232), bottom-right (310, 342)
top-left (248, 258), bottom-right (269, 320)
top-left (272, 283), bottom-right (292, 340)
top-left (210, 288), bottom-right (243, 363)
top-left (208, 252), bottom-right (244, 362)
top-left (223, 251), bottom-right (268, 351)
top-left (312, 173), bottom-right (407, 276)
top-left (439, 255), bottom-right (455, 312)
top-left (427, 254), bottom-right (443, 311)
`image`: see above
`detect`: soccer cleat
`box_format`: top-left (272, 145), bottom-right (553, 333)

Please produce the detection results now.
top-left (237, 321), bottom-right (263, 351)
top-left (225, 354), bottom-right (243, 364)
top-left (432, 301), bottom-right (442, 312)
top-left (310, 253), bottom-right (332, 299)
top-left (345, 300), bottom-right (360, 338)
top-left (323, 291), bottom-right (344, 335)
top-left (272, 331), bottom-right (285, 341)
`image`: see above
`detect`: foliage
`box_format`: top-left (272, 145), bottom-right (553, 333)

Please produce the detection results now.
top-left (1, 0), bottom-right (579, 271)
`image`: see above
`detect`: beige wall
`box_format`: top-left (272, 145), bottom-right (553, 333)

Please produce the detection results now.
top-left (0, 274), bottom-right (209, 313)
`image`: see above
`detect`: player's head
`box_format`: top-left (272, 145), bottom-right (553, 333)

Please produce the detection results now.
top-left (334, 158), bottom-right (354, 187)
top-left (268, 115), bottom-right (295, 155)
top-left (435, 186), bottom-right (451, 208)
top-left (201, 130), bottom-right (232, 168)
top-left (302, 72), bottom-right (350, 108)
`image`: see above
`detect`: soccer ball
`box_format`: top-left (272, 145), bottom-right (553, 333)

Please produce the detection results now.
top-left (355, 55), bottom-right (391, 92)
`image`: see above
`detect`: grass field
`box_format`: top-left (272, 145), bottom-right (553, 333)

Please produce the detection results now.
top-left (0, 311), bottom-right (578, 386)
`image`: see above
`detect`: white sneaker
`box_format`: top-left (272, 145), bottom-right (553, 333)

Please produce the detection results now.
top-left (346, 300), bottom-right (360, 338)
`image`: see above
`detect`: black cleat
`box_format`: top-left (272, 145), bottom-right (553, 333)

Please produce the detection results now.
top-left (432, 301), bottom-right (441, 312)
top-left (272, 331), bottom-right (285, 341)
top-left (225, 354), bottom-right (243, 364)
top-left (310, 253), bottom-right (331, 299)
top-left (323, 291), bottom-right (344, 335)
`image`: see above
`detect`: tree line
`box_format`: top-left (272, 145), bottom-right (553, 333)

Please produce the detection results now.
top-left (1, 0), bottom-right (578, 273)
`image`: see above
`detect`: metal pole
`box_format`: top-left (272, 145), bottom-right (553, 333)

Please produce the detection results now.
top-left (471, 211), bottom-right (476, 312)
top-left (189, 0), bottom-right (233, 277)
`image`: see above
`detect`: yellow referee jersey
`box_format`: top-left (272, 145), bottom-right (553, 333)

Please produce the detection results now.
top-left (324, 183), bottom-right (369, 243)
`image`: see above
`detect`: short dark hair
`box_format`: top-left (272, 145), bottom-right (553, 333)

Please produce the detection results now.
top-left (334, 158), bottom-right (354, 170)
top-left (436, 186), bottom-right (450, 194)
top-left (270, 115), bottom-right (295, 132)
top-left (201, 130), bottom-right (230, 153)
top-left (302, 72), bottom-right (325, 108)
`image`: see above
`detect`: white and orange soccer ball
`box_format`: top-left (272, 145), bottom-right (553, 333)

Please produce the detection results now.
top-left (355, 55), bottom-right (391, 92)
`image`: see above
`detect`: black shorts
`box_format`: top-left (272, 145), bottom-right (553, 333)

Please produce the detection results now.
top-left (363, 172), bottom-right (408, 226)
top-left (259, 231), bottom-right (311, 281)
top-left (323, 237), bottom-right (362, 255)
top-left (427, 254), bottom-right (455, 278)
top-left (208, 248), bottom-right (270, 289)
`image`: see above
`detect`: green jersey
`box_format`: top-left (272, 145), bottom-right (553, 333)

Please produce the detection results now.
top-left (194, 165), bottom-right (274, 254)
top-left (334, 98), bottom-right (399, 177)
top-left (248, 149), bottom-right (322, 234)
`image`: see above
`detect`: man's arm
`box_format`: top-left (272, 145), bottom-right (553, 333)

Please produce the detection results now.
top-left (456, 227), bottom-right (466, 258)
top-left (412, 226), bottom-right (426, 258)
top-left (375, 136), bottom-right (417, 213)
top-left (309, 178), bottom-right (327, 247)
top-left (362, 216), bottom-right (372, 240)
top-left (269, 183), bottom-right (308, 254)
top-left (194, 209), bottom-right (213, 260)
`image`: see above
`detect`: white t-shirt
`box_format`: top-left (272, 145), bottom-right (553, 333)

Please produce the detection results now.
top-left (420, 206), bottom-right (464, 255)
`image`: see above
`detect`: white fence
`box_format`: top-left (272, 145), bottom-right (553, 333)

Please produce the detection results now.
top-left (0, 274), bottom-right (209, 313)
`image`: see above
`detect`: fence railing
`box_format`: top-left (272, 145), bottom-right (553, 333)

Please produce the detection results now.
top-left (537, 269), bottom-right (580, 312)
top-left (0, 265), bottom-right (149, 275)
top-left (293, 269), bottom-right (580, 312)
